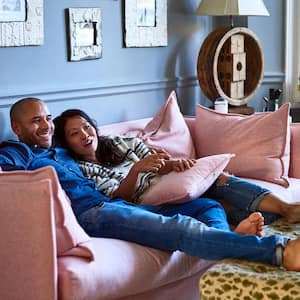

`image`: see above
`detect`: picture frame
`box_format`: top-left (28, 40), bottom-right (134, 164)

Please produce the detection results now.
top-left (124, 0), bottom-right (167, 48)
top-left (67, 7), bottom-right (102, 62)
top-left (0, 0), bottom-right (26, 22)
top-left (0, 0), bottom-right (43, 47)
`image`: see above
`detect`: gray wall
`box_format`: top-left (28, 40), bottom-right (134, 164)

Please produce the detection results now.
top-left (0, 0), bottom-right (284, 140)
top-left (247, 0), bottom-right (285, 111)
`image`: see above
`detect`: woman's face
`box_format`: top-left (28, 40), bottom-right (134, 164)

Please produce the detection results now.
top-left (64, 116), bottom-right (98, 161)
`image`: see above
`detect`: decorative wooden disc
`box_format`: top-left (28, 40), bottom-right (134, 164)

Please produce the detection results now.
top-left (197, 27), bottom-right (264, 106)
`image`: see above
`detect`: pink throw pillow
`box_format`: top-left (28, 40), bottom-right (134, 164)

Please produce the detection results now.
top-left (140, 154), bottom-right (233, 205)
top-left (0, 166), bottom-right (94, 260)
top-left (136, 91), bottom-right (196, 159)
top-left (290, 123), bottom-right (300, 178)
top-left (194, 104), bottom-right (291, 187)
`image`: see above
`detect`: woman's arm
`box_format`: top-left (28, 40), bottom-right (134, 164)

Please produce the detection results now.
top-left (112, 152), bottom-right (168, 200)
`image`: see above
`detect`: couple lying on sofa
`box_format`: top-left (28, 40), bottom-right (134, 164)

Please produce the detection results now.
top-left (1, 97), bottom-right (300, 271)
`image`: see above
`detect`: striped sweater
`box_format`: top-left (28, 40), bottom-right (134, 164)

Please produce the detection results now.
top-left (78, 135), bottom-right (159, 204)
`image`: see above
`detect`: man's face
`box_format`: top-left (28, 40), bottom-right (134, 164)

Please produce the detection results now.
top-left (12, 101), bottom-right (54, 148)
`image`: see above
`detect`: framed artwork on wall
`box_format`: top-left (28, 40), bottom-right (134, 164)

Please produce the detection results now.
top-left (124, 0), bottom-right (168, 47)
top-left (0, 0), bottom-right (26, 22)
top-left (67, 7), bottom-right (102, 62)
top-left (0, 0), bottom-right (43, 47)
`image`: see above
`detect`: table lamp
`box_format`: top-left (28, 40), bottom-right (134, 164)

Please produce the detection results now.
top-left (196, 0), bottom-right (269, 114)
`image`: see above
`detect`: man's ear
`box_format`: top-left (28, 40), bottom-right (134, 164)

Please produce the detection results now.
top-left (11, 121), bottom-right (21, 136)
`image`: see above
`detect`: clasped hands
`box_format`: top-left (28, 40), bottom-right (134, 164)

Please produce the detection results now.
top-left (131, 148), bottom-right (196, 175)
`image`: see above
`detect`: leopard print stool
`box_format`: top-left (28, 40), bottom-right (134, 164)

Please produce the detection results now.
top-left (199, 218), bottom-right (300, 300)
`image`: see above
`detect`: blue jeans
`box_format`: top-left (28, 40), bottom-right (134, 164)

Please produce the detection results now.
top-left (77, 197), bottom-right (287, 266)
top-left (205, 175), bottom-right (280, 225)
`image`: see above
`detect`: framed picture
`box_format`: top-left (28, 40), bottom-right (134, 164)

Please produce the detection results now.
top-left (0, 0), bottom-right (26, 22)
top-left (67, 7), bottom-right (102, 62)
top-left (124, 0), bottom-right (167, 47)
top-left (0, 0), bottom-right (43, 47)
top-left (136, 0), bottom-right (155, 27)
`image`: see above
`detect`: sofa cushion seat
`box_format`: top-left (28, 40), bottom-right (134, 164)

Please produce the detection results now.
top-left (199, 218), bottom-right (300, 300)
top-left (58, 237), bottom-right (215, 300)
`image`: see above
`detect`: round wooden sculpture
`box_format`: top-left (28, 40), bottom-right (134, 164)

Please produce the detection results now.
top-left (197, 27), bottom-right (264, 106)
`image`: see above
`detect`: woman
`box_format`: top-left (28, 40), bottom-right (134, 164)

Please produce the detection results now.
top-left (53, 109), bottom-right (300, 227)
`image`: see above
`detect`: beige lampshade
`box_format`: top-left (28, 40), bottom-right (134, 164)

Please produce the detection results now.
top-left (196, 0), bottom-right (269, 16)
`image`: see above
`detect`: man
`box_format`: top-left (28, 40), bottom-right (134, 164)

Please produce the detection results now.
top-left (1, 97), bottom-right (300, 271)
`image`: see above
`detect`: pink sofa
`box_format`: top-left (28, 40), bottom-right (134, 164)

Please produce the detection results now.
top-left (1, 116), bottom-right (300, 300)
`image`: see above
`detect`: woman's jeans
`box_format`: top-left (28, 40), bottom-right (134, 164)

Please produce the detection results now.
top-left (78, 197), bottom-right (287, 267)
top-left (205, 175), bottom-right (280, 225)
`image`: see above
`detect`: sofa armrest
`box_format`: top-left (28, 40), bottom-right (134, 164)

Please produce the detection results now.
top-left (0, 180), bottom-right (57, 300)
top-left (290, 123), bottom-right (300, 178)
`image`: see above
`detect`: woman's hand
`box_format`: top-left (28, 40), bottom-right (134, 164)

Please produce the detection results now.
top-left (158, 158), bottom-right (196, 175)
top-left (131, 152), bottom-right (169, 174)
top-left (171, 159), bottom-right (196, 172)
top-left (112, 152), bottom-right (169, 201)
top-left (151, 147), bottom-right (171, 160)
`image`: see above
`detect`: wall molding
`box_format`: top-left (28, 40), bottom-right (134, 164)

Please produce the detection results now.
top-left (263, 72), bottom-right (285, 84)
top-left (284, 0), bottom-right (300, 103)
top-left (0, 73), bottom-right (282, 108)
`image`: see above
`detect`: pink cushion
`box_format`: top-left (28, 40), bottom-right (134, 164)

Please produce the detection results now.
top-left (0, 166), bottom-right (94, 259)
top-left (140, 154), bottom-right (233, 205)
top-left (135, 91), bottom-right (196, 158)
top-left (195, 104), bottom-right (291, 187)
top-left (290, 123), bottom-right (300, 178)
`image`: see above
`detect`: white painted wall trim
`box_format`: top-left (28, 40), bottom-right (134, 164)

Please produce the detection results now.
top-left (284, 0), bottom-right (300, 105)
top-left (0, 72), bottom-right (283, 109)
top-left (0, 76), bottom-right (199, 107)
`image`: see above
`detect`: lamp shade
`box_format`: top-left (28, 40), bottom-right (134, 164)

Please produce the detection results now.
top-left (196, 0), bottom-right (269, 16)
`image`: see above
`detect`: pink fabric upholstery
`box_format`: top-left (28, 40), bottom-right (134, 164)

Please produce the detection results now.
top-left (2, 113), bottom-right (298, 300)
top-left (58, 237), bottom-right (214, 300)
top-left (290, 123), bottom-right (300, 178)
top-left (0, 167), bottom-right (94, 259)
top-left (194, 104), bottom-right (291, 187)
top-left (137, 91), bottom-right (196, 158)
top-left (141, 154), bottom-right (233, 205)
top-left (99, 118), bottom-right (151, 136)
top-left (0, 180), bottom-right (57, 300)
top-left (99, 92), bottom-right (196, 159)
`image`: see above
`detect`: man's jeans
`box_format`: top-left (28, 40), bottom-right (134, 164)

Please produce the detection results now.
top-left (78, 197), bottom-right (287, 266)
top-left (205, 175), bottom-right (280, 225)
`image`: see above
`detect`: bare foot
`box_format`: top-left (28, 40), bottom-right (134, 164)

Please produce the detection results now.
top-left (283, 238), bottom-right (300, 271)
top-left (234, 212), bottom-right (264, 237)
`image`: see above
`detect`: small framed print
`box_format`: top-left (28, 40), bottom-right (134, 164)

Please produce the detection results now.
top-left (0, 0), bottom-right (43, 47)
top-left (67, 7), bottom-right (102, 62)
top-left (0, 0), bottom-right (26, 22)
top-left (136, 0), bottom-right (155, 27)
top-left (125, 0), bottom-right (167, 48)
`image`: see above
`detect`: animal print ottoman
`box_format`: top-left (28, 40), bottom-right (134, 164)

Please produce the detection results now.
top-left (199, 218), bottom-right (300, 300)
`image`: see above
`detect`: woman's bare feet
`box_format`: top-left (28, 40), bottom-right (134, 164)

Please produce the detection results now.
top-left (283, 238), bottom-right (300, 271)
top-left (234, 212), bottom-right (264, 237)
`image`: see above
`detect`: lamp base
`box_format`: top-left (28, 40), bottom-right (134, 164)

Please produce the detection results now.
top-left (228, 105), bottom-right (254, 115)
top-left (197, 26), bottom-right (264, 107)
